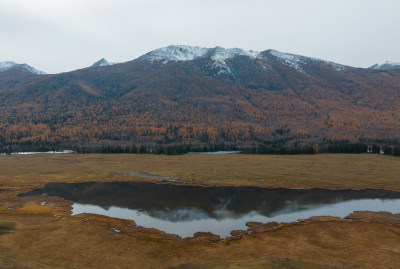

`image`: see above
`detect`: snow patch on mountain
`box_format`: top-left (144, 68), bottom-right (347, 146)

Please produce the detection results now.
top-left (267, 50), bottom-right (345, 72)
top-left (140, 45), bottom-right (265, 75)
top-left (268, 50), bottom-right (306, 72)
top-left (91, 58), bottom-right (117, 67)
top-left (210, 57), bottom-right (233, 75)
top-left (141, 45), bottom-right (260, 64)
top-left (20, 64), bottom-right (46, 74)
top-left (211, 47), bottom-right (260, 61)
top-left (139, 45), bottom-right (209, 62)
top-left (139, 45), bottom-right (345, 74)
top-left (0, 61), bottom-right (45, 74)
top-left (369, 61), bottom-right (400, 70)
top-left (209, 47), bottom-right (260, 75)
top-left (0, 61), bottom-right (17, 71)
top-left (330, 63), bottom-right (346, 71)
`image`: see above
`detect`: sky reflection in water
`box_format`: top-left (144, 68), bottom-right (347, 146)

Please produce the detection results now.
top-left (23, 182), bottom-right (400, 238)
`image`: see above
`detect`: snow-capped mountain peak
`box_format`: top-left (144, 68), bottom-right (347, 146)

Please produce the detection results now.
top-left (139, 45), bottom-right (261, 62)
top-left (139, 45), bottom-right (209, 62)
top-left (91, 58), bottom-right (117, 67)
top-left (138, 45), bottom-right (345, 73)
top-left (369, 61), bottom-right (400, 70)
top-left (0, 61), bottom-right (45, 74)
top-left (0, 61), bottom-right (18, 70)
top-left (210, 46), bottom-right (260, 60)
top-left (139, 45), bottom-right (265, 75)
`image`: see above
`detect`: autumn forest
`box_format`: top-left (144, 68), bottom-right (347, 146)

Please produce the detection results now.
top-left (1, 52), bottom-right (400, 154)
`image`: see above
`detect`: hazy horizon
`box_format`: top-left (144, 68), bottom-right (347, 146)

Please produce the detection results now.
top-left (1, 0), bottom-right (399, 73)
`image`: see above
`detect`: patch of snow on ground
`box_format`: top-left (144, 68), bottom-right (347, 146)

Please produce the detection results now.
top-left (110, 228), bottom-right (121, 233)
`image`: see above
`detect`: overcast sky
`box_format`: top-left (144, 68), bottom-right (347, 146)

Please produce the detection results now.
top-left (0, 0), bottom-right (399, 73)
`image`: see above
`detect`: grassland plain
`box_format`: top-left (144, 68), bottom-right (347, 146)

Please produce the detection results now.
top-left (1, 153), bottom-right (400, 190)
top-left (0, 153), bottom-right (400, 268)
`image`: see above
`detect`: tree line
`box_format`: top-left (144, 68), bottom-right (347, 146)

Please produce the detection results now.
top-left (2, 140), bottom-right (400, 157)
top-left (71, 142), bottom-right (400, 156)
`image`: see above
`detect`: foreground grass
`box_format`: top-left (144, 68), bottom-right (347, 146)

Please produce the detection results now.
top-left (0, 153), bottom-right (399, 191)
top-left (1, 153), bottom-right (400, 268)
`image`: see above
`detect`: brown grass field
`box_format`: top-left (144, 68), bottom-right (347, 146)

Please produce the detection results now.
top-left (1, 153), bottom-right (400, 268)
top-left (1, 153), bottom-right (400, 190)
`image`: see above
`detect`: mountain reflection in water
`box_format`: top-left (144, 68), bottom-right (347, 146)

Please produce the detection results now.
top-left (22, 182), bottom-right (400, 237)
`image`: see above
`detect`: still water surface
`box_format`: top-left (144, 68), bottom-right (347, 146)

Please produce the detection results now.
top-left (23, 182), bottom-right (400, 238)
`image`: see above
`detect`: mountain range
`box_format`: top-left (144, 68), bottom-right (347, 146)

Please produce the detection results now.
top-left (1, 46), bottom-right (399, 75)
top-left (1, 45), bottom-right (400, 150)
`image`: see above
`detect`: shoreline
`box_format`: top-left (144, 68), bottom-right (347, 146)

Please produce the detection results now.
top-left (11, 178), bottom-right (400, 240)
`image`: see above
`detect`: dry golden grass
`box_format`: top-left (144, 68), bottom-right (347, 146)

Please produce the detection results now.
top-left (0, 153), bottom-right (399, 191)
top-left (1, 153), bottom-right (400, 268)
top-left (1, 209), bottom-right (400, 269)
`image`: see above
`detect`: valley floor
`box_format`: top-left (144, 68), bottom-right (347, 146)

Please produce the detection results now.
top-left (0, 154), bottom-right (400, 268)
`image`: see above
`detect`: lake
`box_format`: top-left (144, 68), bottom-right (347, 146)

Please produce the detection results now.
top-left (22, 182), bottom-right (400, 238)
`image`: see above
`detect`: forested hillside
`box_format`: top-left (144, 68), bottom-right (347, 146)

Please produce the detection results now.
top-left (1, 46), bottom-right (400, 151)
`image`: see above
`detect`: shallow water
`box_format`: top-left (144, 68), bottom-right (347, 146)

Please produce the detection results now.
top-left (187, 151), bottom-right (241, 154)
top-left (23, 182), bottom-right (400, 238)
top-left (1, 150), bottom-right (75, 155)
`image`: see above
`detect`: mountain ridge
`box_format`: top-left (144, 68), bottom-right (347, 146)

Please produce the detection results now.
top-left (3, 45), bottom-right (398, 74)
top-left (1, 45), bottom-right (400, 150)
top-left (0, 61), bottom-right (45, 75)
top-left (137, 45), bottom-right (346, 73)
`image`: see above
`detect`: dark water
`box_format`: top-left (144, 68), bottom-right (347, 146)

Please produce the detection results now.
top-left (22, 182), bottom-right (400, 238)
